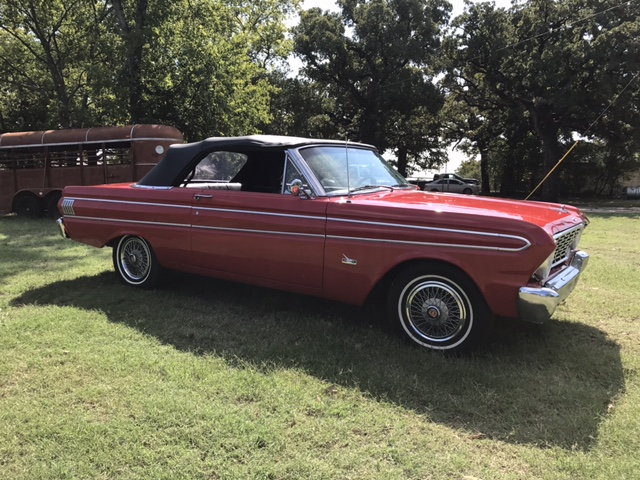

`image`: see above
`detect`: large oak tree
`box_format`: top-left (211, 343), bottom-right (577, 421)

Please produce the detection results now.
top-left (291, 0), bottom-right (450, 176)
top-left (444, 0), bottom-right (640, 201)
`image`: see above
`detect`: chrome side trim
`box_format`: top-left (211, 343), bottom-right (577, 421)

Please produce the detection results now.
top-left (196, 206), bottom-right (325, 222)
top-left (64, 214), bottom-right (529, 252)
top-left (328, 217), bottom-right (531, 250)
top-left (518, 250), bottom-right (589, 323)
top-left (66, 215), bottom-right (321, 238)
top-left (131, 185), bottom-right (174, 190)
top-left (64, 197), bottom-right (191, 209)
top-left (192, 224), bottom-right (324, 238)
top-left (327, 234), bottom-right (527, 252)
top-left (63, 197), bottom-right (528, 251)
top-left (63, 197), bottom-right (531, 252)
top-left (70, 215), bottom-right (190, 228)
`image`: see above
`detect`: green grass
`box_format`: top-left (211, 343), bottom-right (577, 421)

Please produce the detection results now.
top-left (1, 212), bottom-right (639, 479)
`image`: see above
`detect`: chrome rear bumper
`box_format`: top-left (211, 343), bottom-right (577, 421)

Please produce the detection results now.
top-left (56, 217), bottom-right (69, 239)
top-left (518, 251), bottom-right (589, 324)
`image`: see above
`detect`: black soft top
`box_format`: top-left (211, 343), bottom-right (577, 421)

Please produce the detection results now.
top-left (137, 134), bottom-right (374, 187)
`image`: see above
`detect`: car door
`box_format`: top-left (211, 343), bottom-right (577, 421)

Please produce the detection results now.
top-left (188, 152), bottom-right (327, 292)
top-left (448, 179), bottom-right (464, 193)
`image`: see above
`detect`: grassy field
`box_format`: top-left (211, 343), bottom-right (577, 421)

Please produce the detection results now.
top-left (1, 212), bottom-right (639, 479)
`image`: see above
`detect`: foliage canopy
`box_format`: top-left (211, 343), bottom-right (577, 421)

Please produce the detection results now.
top-left (1, 0), bottom-right (638, 197)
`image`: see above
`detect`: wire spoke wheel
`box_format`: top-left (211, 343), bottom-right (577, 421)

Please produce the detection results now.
top-left (388, 264), bottom-right (491, 352)
top-left (120, 238), bottom-right (151, 281)
top-left (113, 236), bottom-right (161, 287)
top-left (405, 280), bottom-right (467, 342)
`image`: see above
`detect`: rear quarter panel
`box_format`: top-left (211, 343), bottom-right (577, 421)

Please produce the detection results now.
top-left (60, 184), bottom-right (193, 269)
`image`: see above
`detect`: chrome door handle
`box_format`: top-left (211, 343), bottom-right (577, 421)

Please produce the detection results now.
top-left (194, 194), bottom-right (213, 200)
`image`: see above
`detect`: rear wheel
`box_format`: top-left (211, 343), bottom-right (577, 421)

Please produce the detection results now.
top-left (387, 263), bottom-right (492, 352)
top-left (113, 236), bottom-right (161, 288)
top-left (14, 195), bottom-right (43, 218)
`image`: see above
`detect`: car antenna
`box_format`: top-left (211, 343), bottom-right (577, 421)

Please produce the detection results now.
top-left (345, 136), bottom-right (352, 204)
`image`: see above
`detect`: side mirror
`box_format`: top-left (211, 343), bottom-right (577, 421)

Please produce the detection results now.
top-left (290, 179), bottom-right (303, 196)
top-left (289, 179), bottom-right (315, 199)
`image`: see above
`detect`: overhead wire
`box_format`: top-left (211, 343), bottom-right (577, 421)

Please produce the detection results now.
top-left (366, 0), bottom-right (638, 93)
top-left (524, 70), bottom-right (640, 199)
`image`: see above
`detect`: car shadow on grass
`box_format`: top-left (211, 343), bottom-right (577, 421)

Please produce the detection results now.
top-left (13, 270), bottom-right (624, 451)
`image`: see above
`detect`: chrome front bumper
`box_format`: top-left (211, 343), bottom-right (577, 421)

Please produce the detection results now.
top-left (56, 217), bottom-right (69, 239)
top-left (518, 251), bottom-right (589, 324)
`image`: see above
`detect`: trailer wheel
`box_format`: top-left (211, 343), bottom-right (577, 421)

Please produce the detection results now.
top-left (46, 192), bottom-right (62, 219)
top-left (14, 194), bottom-right (44, 218)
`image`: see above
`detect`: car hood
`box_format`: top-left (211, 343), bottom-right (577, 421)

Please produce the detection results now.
top-left (329, 189), bottom-right (587, 237)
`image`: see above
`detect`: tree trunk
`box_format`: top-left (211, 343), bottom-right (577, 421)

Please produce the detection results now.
top-left (397, 146), bottom-right (408, 177)
top-left (111, 0), bottom-right (148, 123)
top-left (529, 106), bottom-right (560, 202)
top-left (478, 143), bottom-right (491, 195)
top-left (538, 128), bottom-right (561, 202)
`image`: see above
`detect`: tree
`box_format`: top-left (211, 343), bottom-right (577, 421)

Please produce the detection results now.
top-left (291, 0), bottom-right (451, 176)
top-left (455, 157), bottom-right (480, 181)
top-left (0, 0), bottom-right (298, 138)
top-left (444, 0), bottom-right (640, 201)
top-left (0, 0), bottom-right (111, 128)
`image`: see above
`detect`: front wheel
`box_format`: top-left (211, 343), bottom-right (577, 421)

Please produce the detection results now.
top-left (463, 188), bottom-right (472, 195)
top-left (387, 263), bottom-right (492, 352)
top-left (113, 236), bottom-right (161, 288)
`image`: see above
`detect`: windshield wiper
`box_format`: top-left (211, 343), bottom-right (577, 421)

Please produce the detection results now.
top-left (348, 184), bottom-right (395, 193)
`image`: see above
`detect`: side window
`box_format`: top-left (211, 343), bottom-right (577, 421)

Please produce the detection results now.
top-left (180, 151), bottom-right (247, 189)
top-left (283, 156), bottom-right (310, 195)
top-left (193, 151), bottom-right (247, 182)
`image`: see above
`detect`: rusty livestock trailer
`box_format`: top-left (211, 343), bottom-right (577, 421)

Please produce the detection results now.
top-left (0, 124), bottom-right (183, 217)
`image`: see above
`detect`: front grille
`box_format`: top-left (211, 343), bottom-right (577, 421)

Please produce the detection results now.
top-left (552, 224), bottom-right (583, 268)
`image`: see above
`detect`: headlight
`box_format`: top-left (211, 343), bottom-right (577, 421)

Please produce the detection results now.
top-left (533, 252), bottom-right (555, 281)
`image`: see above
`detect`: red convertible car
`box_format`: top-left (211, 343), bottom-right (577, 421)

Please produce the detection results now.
top-left (57, 135), bottom-right (589, 352)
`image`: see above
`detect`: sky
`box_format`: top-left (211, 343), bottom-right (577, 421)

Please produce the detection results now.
top-left (290, 0), bottom-right (516, 176)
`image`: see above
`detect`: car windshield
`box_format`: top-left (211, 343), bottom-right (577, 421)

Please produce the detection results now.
top-left (298, 146), bottom-right (410, 195)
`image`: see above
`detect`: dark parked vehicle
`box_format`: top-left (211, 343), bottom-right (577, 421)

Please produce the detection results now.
top-left (422, 178), bottom-right (480, 194)
top-left (433, 173), bottom-right (480, 185)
